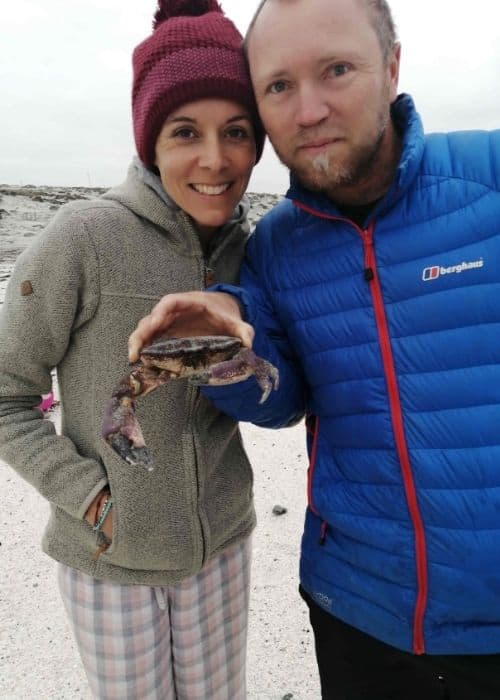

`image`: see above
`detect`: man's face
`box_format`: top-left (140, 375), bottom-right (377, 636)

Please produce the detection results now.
top-left (247, 0), bottom-right (400, 197)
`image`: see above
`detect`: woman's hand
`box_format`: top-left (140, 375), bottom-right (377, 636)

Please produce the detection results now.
top-left (128, 291), bottom-right (254, 362)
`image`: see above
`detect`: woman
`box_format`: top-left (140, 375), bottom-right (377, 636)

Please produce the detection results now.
top-left (0, 1), bottom-right (265, 698)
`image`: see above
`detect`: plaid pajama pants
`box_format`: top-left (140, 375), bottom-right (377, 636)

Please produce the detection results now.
top-left (58, 538), bottom-right (251, 700)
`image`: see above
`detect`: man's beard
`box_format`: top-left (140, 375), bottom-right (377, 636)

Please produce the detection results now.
top-left (272, 109), bottom-right (390, 197)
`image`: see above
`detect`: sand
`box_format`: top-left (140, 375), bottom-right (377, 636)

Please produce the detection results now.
top-left (0, 185), bottom-right (320, 699)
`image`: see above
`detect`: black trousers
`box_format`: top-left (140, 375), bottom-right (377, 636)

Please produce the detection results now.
top-left (300, 586), bottom-right (500, 700)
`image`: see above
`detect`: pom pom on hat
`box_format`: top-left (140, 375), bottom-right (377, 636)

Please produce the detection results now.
top-left (153, 0), bottom-right (222, 29)
top-left (132, 0), bottom-right (265, 169)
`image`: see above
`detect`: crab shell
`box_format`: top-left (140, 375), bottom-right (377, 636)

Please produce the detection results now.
top-left (139, 335), bottom-right (243, 376)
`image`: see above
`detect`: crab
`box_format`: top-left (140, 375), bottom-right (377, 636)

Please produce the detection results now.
top-left (101, 336), bottom-right (279, 471)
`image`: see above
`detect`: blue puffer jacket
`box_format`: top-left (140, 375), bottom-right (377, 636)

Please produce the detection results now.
top-left (205, 94), bottom-right (500, 655)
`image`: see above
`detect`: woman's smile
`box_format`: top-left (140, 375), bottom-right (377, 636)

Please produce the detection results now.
top-left (189, 182), bottom-right (233, 196)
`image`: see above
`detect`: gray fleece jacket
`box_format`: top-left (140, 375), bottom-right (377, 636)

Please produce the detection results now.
top-left (0, 162), bottom-right (255, 585)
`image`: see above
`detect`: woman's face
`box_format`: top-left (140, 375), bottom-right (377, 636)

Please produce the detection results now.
top-left (154, 98), bottom-right (256, 239)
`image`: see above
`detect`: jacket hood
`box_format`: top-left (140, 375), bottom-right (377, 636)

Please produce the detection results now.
top-left (102, 158), bottom-right (251, 258)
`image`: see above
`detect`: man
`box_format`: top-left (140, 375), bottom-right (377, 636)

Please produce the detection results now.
top-left (129, 0), bottom-right (500, 697)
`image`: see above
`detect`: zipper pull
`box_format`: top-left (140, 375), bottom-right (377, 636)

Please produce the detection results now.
top-left (204, 267), bottom-right (215, 287)
top-left (318, 521), bottom-right (328, 546)
top-left (364, 267), bottom-right (374, 282)
top-left (205, 267), bottom-right (215, 287)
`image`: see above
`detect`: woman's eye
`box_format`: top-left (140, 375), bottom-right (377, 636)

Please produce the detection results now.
top-left (174, 127), bottom-right (196, 139)
top-left (226, 126), bottom-right (249, 140)
top-left (269, 80), bottom-right (287, 95)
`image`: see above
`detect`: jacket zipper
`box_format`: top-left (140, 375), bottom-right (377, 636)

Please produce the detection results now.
top-left (204, 266), bottom-right (215, 287)
top-left (305, 414), bottom-right (328, 545)
top-left (294, 200), bottom-right (428, 654)
top-left (306, 413), bottom-right (320, 513)
top-left (188, 257), bottom-right (214, 568)
top-left (187, 387), bottom-right (207, 568)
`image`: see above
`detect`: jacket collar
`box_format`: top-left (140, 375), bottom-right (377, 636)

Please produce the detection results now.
top-left (285, 93), bottom-right (425, 221)
top-left (101, 159), bottom-right (250, 259)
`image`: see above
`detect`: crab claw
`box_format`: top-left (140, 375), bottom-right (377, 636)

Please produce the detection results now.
top-left (253, 357), bottom-right (280, 404)
top-left (107, 431), bottom-right (154, 471)
top-left (189, 348), bottom-right (279, 403)
top-left (101, 365), bottom-right (173, 471)
top-left (101, 394), bottom-right (154, 471)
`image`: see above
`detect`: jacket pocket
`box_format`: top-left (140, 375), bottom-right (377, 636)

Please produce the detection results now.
top-left (96, 438), bottom-right (192, 572)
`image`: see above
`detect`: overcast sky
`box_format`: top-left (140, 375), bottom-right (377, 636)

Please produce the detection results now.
top-left (1, 1), bottom-right (499, 194)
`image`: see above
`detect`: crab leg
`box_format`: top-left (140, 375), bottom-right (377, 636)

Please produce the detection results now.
top-left (189, 348), bottom-right (279, 403)
top-left (101, 364), bottom-right (173, 471)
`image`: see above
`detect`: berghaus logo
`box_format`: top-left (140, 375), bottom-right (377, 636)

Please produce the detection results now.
top-left (422, 258), bottom-right (484, 281)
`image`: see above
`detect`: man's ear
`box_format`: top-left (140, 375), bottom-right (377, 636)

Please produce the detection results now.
top-left (388, 42), bottom-right (401, 102)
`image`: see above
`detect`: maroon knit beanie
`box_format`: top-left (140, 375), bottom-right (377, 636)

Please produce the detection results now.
top-left (132, 0), bottom-right (265, 169)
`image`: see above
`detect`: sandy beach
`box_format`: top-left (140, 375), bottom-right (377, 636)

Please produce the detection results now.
top-left (0, 185), bottom-right (320, 699)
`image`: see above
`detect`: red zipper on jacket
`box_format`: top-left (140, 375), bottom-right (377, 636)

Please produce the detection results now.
top-left (294, 200), bottom-right (429, 655)
top-left (306, 413), bottom-right (320, 515)
top-left (306, 414), bottom-right (329, 545)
